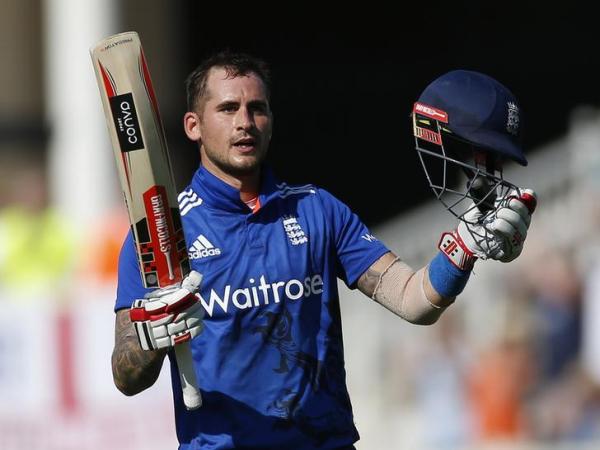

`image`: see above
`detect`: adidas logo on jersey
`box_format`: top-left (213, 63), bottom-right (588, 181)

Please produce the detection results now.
top-left (188, 234), bottom-right (221, 260)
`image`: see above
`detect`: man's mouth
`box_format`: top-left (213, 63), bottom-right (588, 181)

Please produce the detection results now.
top-left (233, 137), bottom-right (257, 152)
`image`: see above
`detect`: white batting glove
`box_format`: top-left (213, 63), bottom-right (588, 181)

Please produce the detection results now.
top-left (439, 189), bottom-right (537, 270)
top-left (129, 271), bottom-right (204, 351)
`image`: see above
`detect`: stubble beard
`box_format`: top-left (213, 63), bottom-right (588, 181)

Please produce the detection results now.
top-left (204, 145), bottom-right (267, 178)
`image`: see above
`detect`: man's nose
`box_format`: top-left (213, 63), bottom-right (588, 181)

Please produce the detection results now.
top-left (234, 107), bottom-right (253, 130)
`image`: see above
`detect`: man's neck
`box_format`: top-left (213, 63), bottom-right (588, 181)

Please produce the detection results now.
top-left (202, 162), bottom-right (260, 202)
top-left (239, 185), bottom-right (259, 203)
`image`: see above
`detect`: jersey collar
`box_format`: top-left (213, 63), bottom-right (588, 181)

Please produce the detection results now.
top-left (191, 165), bottom-right (279, 214)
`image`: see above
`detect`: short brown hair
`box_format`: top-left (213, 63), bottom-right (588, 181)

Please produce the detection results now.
top-left (185, 51), bottom-right (271, 112)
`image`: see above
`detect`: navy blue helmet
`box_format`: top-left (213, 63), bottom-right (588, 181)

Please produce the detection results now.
top-left (412, 70), bottom-right (527, 222)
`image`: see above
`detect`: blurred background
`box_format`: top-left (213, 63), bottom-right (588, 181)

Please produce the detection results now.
top-left (1, 1), bottom-right (599, 449)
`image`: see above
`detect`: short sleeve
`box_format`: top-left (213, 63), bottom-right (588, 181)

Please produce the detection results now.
top-left (114, 231), bottom-right (152, 312)
top-left (317, 189), bottom-right (390, 288)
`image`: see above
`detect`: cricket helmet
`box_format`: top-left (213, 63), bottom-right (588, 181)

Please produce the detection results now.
top-left (412, 70), bottom-right (527, 223)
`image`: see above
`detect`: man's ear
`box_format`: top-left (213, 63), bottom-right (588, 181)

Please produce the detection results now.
top-left (183, 111), bottom-right (202, 142)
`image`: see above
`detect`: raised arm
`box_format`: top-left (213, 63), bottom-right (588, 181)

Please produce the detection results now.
top-left (356, 189), bottom-right (537, 325)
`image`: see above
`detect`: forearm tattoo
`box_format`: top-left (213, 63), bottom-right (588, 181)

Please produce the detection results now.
top-left (112, 310), bottom-right (167, 395)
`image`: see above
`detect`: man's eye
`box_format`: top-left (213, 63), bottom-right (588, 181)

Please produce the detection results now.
top-left (251, 105), bottom-right (268, 115)
top-left (220, 105), bottom-right (237, 113)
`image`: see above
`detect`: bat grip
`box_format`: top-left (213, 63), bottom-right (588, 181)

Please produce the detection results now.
top-left (175, 342), bottom-right (202, 410)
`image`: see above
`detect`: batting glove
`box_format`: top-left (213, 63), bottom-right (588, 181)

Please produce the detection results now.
top-left (439, 189), bottom-right (537, 270)
top-left (129, 271), bottom-right (204, 351)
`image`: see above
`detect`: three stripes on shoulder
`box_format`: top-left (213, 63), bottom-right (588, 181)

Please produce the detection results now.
top-left (178, 189), bottom-right (203, 216)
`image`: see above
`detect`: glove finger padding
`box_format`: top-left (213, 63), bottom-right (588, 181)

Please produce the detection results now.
top-left (185, 314), bottom-right (203, 330)
top-left (489, 208), bottom-right (528, 243)
top-left (164, 291), bottom-right (201, 315)
top-left (457, 220), bottom-right (503, 260)
top-left (505, 199), bottom-right (532, 227)
top-left (182, 270), bottom-right (202, 292)
top-left (517, 189), bottom-right (537, 214)
top-left (145, 284), bottom-right (181, 300)
top-left (452, 188), bottom-right (537, 264)
top-left (174, 301), bottom-right (205, 321)
top-left (499, 243), bottom-right (523, 262)
top-left (130, 270), bottom-right (205, 351)
top-left (145, 270), bottom-right (203, 299)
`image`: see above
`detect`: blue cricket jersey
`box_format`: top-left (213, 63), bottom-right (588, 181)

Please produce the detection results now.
top-left (115, 165), bottom-right (389, 449)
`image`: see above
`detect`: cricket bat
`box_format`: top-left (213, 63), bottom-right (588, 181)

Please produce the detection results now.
top-left (90, 31), bottom-right (202, 409)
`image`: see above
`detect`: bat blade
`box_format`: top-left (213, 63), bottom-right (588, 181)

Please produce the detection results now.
top-left (91, 32), bottom-right (188, 289)
top-left (91, 31), bottom-right (201, 409)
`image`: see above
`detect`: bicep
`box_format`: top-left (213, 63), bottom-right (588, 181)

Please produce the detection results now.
top-left (356, 251), bottom-right (398, 298)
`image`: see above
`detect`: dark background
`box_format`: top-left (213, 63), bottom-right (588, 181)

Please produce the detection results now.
top-left (158, 4), bottom-right (598, 225)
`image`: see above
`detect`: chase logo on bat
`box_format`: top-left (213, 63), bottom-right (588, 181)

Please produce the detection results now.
top-left (109, 92), bottom-right (145, 152)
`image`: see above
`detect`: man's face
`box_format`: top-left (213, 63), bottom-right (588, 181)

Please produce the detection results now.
top-left (194, 67), bottom-right (273, 178)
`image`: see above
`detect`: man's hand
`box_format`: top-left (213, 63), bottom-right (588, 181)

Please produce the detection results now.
top-left (129, 271), bottom-right (204, 351)
top-left (439, 189), bottom-right (537, 270)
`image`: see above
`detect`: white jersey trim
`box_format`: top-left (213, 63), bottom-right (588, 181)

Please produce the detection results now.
top-left (178, 189), bottom-right (203, 216)
top-left (276, 183), bottom-right (316, 199)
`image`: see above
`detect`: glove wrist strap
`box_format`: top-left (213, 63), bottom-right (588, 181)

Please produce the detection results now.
top-left (438, 231), bottom-right (477, 271)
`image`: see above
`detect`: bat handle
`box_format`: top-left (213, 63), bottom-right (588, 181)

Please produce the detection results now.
top-left (174, 342), bottom-right (202, 410)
